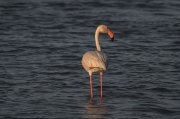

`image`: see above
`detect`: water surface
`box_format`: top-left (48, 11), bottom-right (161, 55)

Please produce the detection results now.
top-left (0, 0), bottom-right (180, 118)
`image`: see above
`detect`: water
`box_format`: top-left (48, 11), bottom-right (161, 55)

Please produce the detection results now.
top-left (0, 0), bottom-right (180, 118)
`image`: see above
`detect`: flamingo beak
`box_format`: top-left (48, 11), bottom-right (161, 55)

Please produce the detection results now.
top-left (108, 29), bottom-right (114, 42)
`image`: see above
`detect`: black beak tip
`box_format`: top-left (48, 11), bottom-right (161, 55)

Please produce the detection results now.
top-left (111, 37), bottom-right (114, 42)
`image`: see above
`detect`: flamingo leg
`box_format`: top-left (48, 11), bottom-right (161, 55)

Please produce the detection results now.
top-left (90, 75), bottom-right (93, 98)
top-left (100, 72), bottom-right (103, 97)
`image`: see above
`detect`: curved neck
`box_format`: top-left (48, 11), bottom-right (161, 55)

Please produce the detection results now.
top-left (95, 29), bottom-right (101, 51)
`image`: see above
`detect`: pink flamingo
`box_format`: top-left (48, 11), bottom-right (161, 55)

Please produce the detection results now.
top-left (82, 25), bottom-right (114, 98)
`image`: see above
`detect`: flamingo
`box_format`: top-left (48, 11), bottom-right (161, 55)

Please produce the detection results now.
top-left (82, 24), bottom-right (114, 98)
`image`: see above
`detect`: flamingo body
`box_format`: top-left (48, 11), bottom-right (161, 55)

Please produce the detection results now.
top-left (82, 51), bottom-right (108, 74)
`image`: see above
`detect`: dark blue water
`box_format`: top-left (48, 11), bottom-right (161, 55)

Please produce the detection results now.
top-left (0, 0), bottom-right (180, 118)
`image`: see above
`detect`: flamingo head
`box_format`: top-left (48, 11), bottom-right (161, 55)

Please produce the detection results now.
top-left (97, 25), bottom-right (114, 42)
